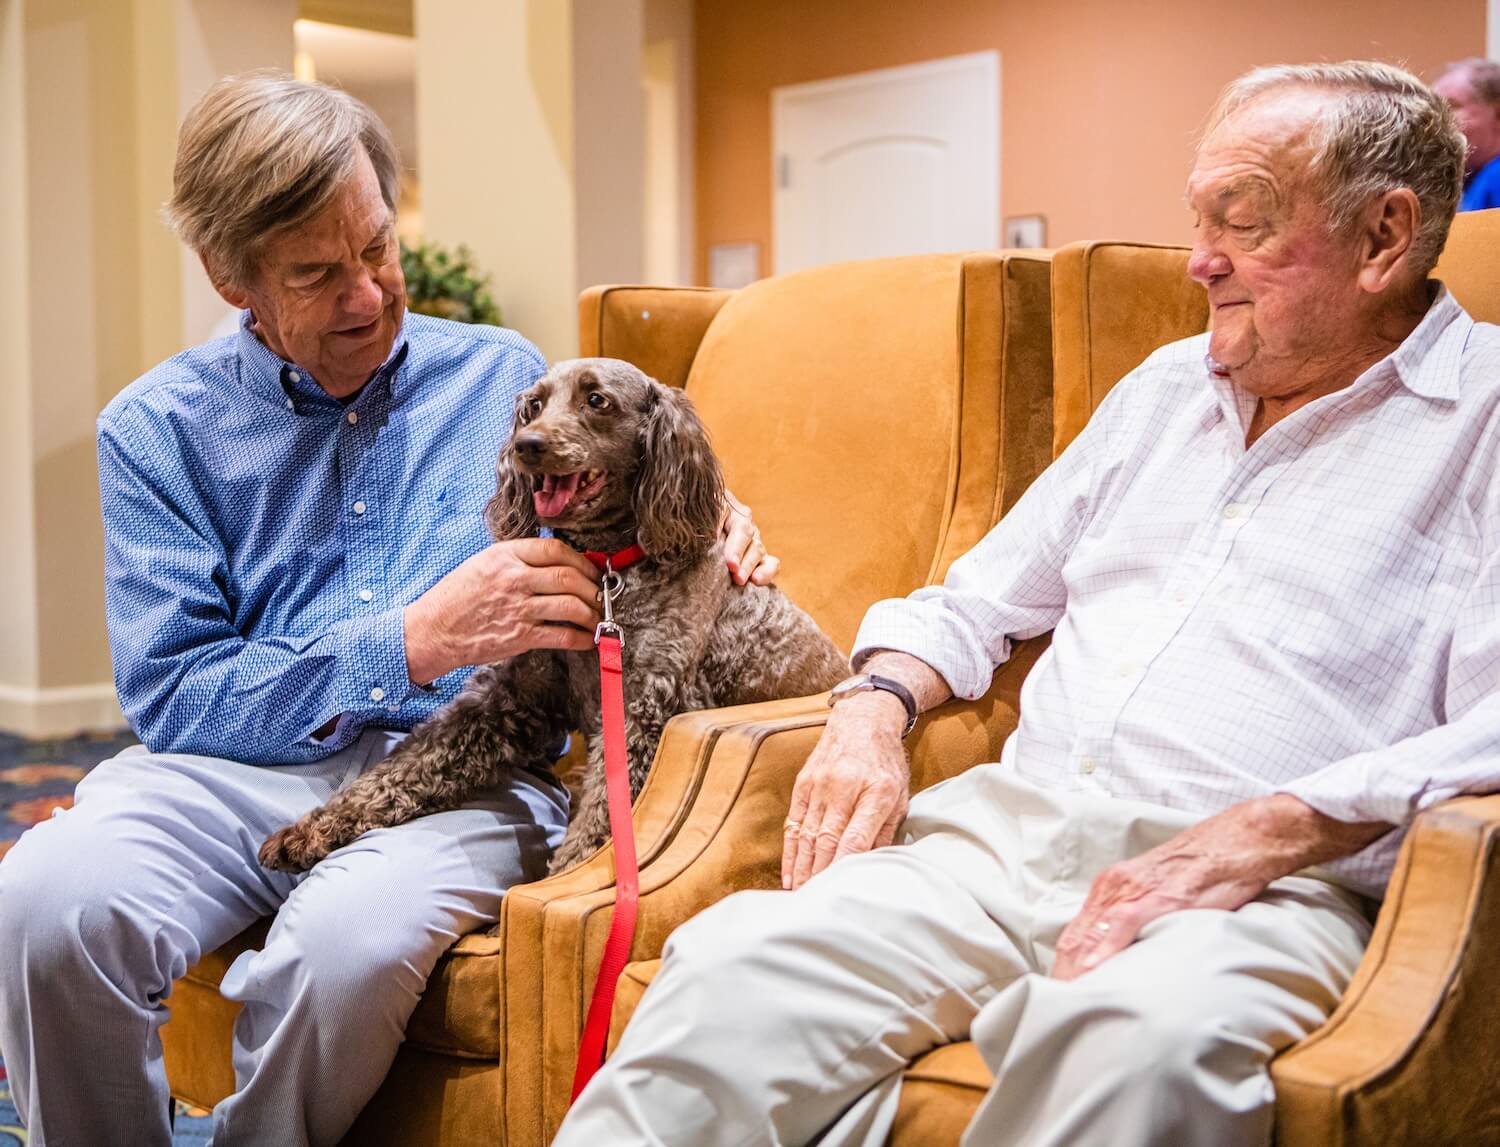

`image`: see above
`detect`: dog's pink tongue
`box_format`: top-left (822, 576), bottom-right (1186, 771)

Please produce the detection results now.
top-left (534, 472), bottom-right (583, 518)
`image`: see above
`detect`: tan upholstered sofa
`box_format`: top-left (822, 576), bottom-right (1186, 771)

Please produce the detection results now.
top-left (603, 208), bottom-right (1500, 1147)
top-left (160, 250), bottom-right (1058, 1144)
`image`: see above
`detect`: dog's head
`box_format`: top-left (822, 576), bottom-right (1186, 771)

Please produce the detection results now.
top-left (485, 358), bottom-right (725, 565)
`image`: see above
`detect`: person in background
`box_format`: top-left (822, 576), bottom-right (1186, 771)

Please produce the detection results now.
top-left (0, 72), bottom-right (774, 1146)
top-left (1434, 57), bottom-right (1500, 210)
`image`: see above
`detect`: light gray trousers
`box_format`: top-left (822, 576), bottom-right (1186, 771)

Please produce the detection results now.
top-left (556, 765), bottom-right (1373, 1147)
top-left (0, 728), bottom-right (569, 1146)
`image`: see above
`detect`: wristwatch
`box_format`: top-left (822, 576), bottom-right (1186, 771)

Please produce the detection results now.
top-left (827, 673), bottom-right (919, 737)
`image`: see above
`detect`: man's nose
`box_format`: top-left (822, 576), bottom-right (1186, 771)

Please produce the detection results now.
top-left (514, 431), bottom-right (549, 465)
top-left (344, 266), bottom-right (385, 316)
top-left (1187, 241), bottom-right (1231, 285)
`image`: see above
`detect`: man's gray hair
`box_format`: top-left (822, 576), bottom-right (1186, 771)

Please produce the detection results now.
top-left (165, 71), bottom-right (400, 287)
top-left (1207, 61), bottom-right (1465, 277)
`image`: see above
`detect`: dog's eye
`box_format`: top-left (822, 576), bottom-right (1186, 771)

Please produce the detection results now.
top-left (586, 392), bottom-right (611, 411)
top-left (523, 397), bottom-right (543, 420)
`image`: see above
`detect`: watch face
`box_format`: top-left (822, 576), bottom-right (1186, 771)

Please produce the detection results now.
top-left (830, 675), bottom-right (872, 701)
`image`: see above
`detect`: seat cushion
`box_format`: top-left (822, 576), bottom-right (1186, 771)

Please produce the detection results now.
top-left (175, 920), bottom-right (504, 1066)
top-left (890, 1042), bottom-right (990, 1146)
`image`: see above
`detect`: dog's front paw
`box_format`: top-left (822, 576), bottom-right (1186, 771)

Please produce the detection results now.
top-left (259, 821), bottom-right (331, 873)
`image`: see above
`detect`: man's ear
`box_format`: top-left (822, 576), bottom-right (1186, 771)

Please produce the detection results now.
top-left (1356, 188), bottom-right (1421, 295)
top-left (200, 253), bottom-right (252, 310)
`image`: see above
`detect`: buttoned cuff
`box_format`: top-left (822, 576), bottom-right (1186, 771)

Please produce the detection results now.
top-left (332, 606), bottom-right (420, 717)
top-left (851, 595), bottom-right (998, 701)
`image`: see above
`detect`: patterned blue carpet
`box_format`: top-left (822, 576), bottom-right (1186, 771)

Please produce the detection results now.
top-left (0, 729), bottom-right (213, 1142)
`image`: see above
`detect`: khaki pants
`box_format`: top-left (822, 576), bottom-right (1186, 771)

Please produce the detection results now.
top-left (555, 764), bottom-right (1373, 1147)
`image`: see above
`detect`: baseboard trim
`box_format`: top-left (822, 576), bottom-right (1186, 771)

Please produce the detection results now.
top-left (0, 682), bottom-right (128, 739)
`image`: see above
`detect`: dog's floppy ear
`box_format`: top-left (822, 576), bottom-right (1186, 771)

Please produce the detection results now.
top-left (485, 394), bottom-right (540, 541)
top-left (633, 382), bottom-right (724, 565)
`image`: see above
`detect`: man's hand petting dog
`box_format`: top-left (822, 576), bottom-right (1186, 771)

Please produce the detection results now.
top-left (722, 489), bottom-right (779, 586)
top-left (404, 538), bottom-right (602, 686)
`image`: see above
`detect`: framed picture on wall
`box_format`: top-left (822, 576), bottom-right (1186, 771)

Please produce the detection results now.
top-left (1003, 214), bottom-right (1047, 249)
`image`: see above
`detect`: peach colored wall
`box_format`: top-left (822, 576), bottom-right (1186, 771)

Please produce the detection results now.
top-left (693, 0), bottom-right (1486, 280)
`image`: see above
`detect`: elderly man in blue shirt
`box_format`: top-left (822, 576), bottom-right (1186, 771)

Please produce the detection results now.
top-left (0, 73), bottom-right (771, 1145)
top-left (1434, 57), bottom-right (1500, 211)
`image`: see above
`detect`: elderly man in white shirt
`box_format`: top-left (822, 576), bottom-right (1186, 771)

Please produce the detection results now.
top-left (555, 61), bottom-right (1500, 1147)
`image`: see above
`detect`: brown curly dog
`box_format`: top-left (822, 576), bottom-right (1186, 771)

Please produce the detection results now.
top-left (259, 358), bottom-right (848, 876)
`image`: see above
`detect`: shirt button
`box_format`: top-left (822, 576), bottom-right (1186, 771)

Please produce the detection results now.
top-left (1080, 757), bottom-right (1098, 775)
top-left (369, 686), bottom-right (386, 702)
top-left (285, 398), bottom-right (295, 411)
top-left (1222, 503), bottom-right (1246, 519)
top-left (359, 588), bottom-right (374, 602)
top-left (353, 501), bottom-right (367, 515)
top-left (288, 371), bottom-right (301, 383)
top-left (347, 410), bottom-right (359, 425)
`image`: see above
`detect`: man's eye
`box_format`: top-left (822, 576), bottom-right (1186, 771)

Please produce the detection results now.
top-left (292, 269), bottom-right (330, 288)
top-left (587, 393), bottom-right (610, 411)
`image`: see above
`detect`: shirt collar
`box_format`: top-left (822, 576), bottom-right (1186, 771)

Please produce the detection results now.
top-left (1203, 282), bottom-right (1471, 425)
top-left (233, 309), bottom-right (411, 414)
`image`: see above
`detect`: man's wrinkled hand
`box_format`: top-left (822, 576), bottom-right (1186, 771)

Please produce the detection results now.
top-left (781, 691), bottom-right (910, 890)
top-left (1051, 794), bottom-right (1389, 980)
top-left (721, 489), bottom-right (780, 586)
top-left (404, 538), bottom-right (602, 685)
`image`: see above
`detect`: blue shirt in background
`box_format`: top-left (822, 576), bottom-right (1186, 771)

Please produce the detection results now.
top-left (1460, 154), bottom-right (1500, 211)
top-left (97, 312), bottom-right (545, 764)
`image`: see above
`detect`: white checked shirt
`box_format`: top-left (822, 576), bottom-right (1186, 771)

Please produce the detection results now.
top-left (854, 288), bottom-right (1500, 895)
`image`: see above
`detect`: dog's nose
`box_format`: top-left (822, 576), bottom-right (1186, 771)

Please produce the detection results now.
top-left (514, 431), bottom-right (548, 464)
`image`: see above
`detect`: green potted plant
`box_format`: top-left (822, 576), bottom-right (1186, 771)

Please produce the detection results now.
top-left (399, 240), bottom-right (502, 326)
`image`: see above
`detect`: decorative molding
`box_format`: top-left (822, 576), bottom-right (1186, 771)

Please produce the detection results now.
top-left (0, 682), bottom-right (127, 739)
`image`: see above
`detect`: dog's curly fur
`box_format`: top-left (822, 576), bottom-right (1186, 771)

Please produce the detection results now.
top-left (260, 359), bottom-right (848, 876)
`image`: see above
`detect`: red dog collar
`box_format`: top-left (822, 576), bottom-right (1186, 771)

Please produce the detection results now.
top-left (582, 543), bottom-right (647, 572)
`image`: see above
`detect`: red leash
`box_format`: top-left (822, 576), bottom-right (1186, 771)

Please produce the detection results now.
top-left (571, 560), bottom-right (640, 1100)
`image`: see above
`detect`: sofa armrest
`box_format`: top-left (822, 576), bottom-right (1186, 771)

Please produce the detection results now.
top-left (577, 284), bottom-right (732, 389)
top-left (1273, 793), bottom-right (1500, 1146)
top-left (501, 636), bottom-right (1049, 1145)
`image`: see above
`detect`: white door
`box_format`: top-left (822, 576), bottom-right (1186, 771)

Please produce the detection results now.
top-left (772, 52), bottom-right (999, 275)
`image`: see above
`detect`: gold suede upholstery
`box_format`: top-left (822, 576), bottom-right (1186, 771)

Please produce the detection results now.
top-left (606, 210), bottom-right (1500, 1147)
top-left (159, 251), bottom-right (1057, 1145)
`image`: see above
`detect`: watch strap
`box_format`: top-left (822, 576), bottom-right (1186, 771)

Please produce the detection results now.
top-left (829, 673), bottom-right (919, 737)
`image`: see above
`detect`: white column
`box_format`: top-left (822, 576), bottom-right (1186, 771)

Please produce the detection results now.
top-left (414, 0), bottom-right (646, 363)
top-left (1489, 0), bottom-right (1499, 62)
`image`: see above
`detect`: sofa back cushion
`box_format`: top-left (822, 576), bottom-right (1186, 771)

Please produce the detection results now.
top-left (683, 252), bottom-right (1053, 649)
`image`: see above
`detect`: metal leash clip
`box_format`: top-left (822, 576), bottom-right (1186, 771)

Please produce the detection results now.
top-left (595, 559), bottom-right (625, 648)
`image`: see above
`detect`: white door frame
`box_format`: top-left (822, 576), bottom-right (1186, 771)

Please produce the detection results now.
top-left (771, 50), bottom-right (999, 275)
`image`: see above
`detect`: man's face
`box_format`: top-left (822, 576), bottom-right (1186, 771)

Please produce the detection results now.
top-left (1433, 68), bottom-right (1500, 175)
top-left (1184, 89), bottom-right (1367, 398)
top-left (217, 146), bottom-right (406, 398)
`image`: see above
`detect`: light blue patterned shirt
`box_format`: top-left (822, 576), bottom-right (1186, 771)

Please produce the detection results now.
top-left (97, 311), bottom-right (546, 765)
